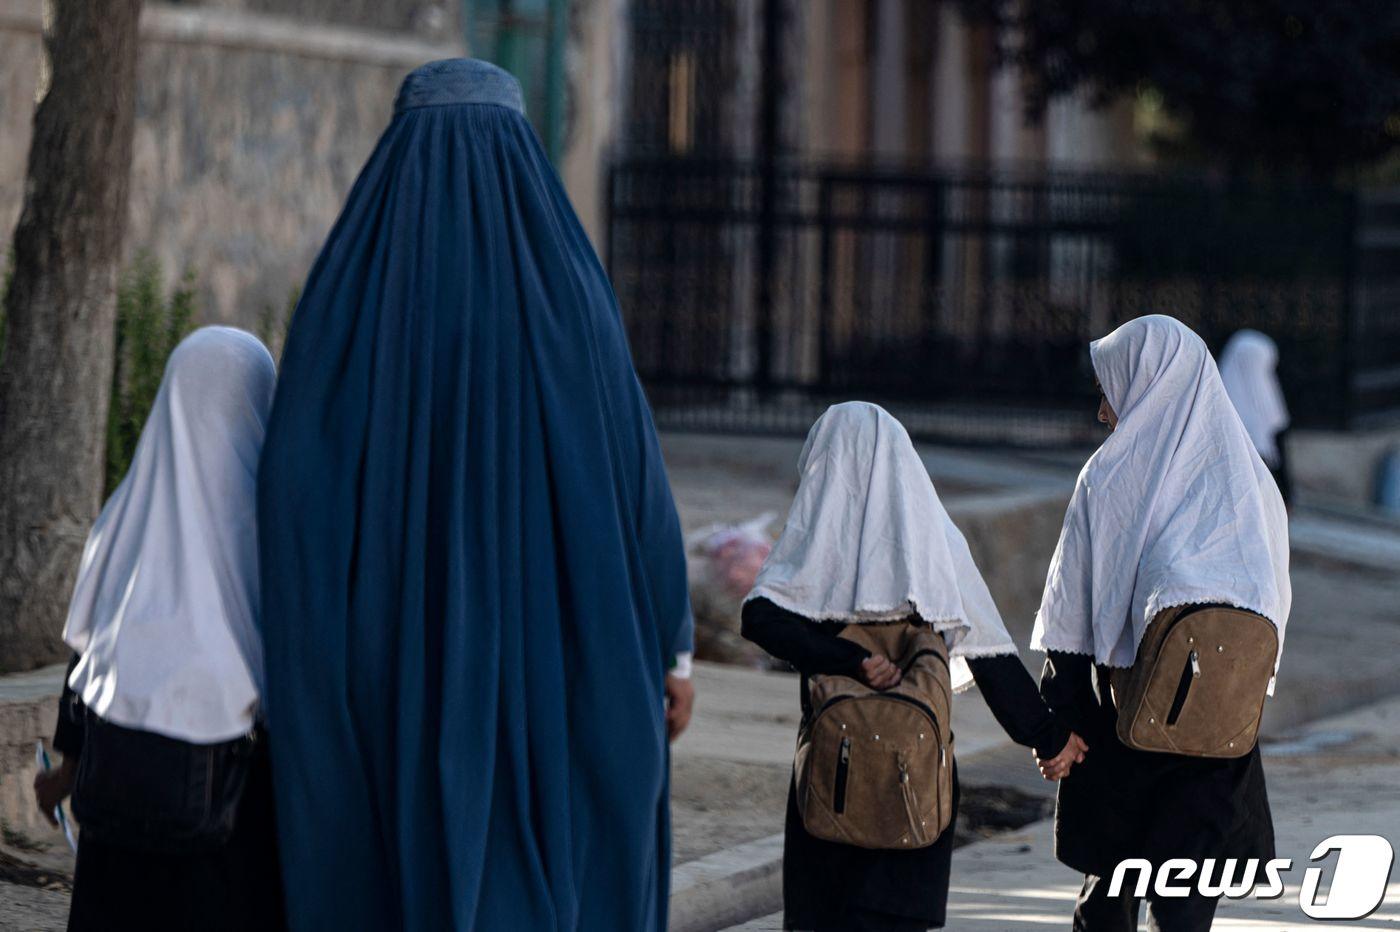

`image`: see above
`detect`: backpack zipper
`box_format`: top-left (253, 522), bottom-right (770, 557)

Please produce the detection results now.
top-left (833, 736), bottom-right (851, 814)
top-left (898, 753), bottom-right (922, 842)
top-left (1166, 649), bottom-right (1199, 726)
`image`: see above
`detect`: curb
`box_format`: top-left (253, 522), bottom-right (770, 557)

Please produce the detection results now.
top-left (669, 832), bottom-right (784, 932)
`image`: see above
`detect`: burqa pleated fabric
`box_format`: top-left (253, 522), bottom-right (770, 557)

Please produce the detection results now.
top-left (257, 59), bottom-right (693, 932)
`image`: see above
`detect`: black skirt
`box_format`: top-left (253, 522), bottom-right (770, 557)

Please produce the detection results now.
top-left (1045, 655), bottom-right (1275, 878)
top-left (67, 738), bottom-right (287, 932)
top-left (782, 764), bottom-right (960, 931)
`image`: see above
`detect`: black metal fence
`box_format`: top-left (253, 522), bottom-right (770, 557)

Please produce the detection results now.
top-left (608, 157), bottom-right (1400, 445)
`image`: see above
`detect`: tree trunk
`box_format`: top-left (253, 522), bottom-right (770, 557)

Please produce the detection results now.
top-left (0, 0), bottom-right (143, 673)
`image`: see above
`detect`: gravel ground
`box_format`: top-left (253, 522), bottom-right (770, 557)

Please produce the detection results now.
top-left (0, 881), bottom-right (68, 932)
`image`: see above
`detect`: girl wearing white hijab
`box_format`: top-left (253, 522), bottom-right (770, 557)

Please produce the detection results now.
top-left (1219, 329), bottom-right (1292, 503)
top-left (1033, 315), bottom-right (1290, 932)
top-left (33, 327), bottom-right (286, 932)
top-left (742, 402), bottom-right (1085, 932)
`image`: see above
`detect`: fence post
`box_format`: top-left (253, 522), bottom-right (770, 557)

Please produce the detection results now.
top-left (1340, 188), bottom-right (1361, 429)
top-left (817, 175), bottom-right (833, 393)
top-left (753, 0), bottom-right (785, 394)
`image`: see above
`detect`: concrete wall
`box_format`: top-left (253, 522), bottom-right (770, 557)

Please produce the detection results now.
top-left (791, 0), bottom-right (1144, 169)
top-left (1289, 426), bottom-right (1400, 507)
top-left (0, 1), bottom-right (462, 330)
top-left (951, 490), bottom-right (1069, 646)
top-left (559, 0), bottom-right (628, 250)
top-left (0, 665), bottom-right (66, 849)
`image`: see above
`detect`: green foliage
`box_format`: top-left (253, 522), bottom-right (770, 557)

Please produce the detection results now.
top-left (257, 284), bottom-right (299, 362)
top-left (959, 0), bottom-right (1400, 176)
top-left (105, 254), bottom-right (197, 493)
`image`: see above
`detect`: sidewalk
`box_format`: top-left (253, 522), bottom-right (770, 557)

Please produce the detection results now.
top-left (731, 694), bottom-right (1400, 930)
top-left (1289, 510), bottom-right (1400, 573)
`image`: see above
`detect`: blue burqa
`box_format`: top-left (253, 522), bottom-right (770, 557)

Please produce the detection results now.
top-left (257, 60), bottom-right (693, 931)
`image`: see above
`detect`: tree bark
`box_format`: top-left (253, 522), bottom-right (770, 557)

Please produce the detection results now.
top-left (0, 0), bottom-right (144, 673)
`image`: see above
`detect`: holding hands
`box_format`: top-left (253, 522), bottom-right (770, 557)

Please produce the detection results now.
top-left (1037, 732), bottom-right (1089, 781)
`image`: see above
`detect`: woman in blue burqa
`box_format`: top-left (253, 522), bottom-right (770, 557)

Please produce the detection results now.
top-left (257, 59), bottom-right (695, 931)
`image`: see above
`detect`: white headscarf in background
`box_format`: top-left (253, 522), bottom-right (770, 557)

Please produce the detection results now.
top-left (1031, 316), bottom-right (1291, 686)
top-left (64, 327), bottom-right (276, 743)
top-left (1219, 329), bottom-right (1289, 468)
top-left (746, 402), bottom-right (1018, 692)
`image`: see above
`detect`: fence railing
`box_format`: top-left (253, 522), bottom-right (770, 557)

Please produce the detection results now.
top-left (608, 157), bottom-right (1400, 445)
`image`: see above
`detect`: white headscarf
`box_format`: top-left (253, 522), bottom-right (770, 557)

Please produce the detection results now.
top-left (746, 402), bottom-right (1018, 692)
top-left (1219, 329), bottom-right (1289, 468)
top-left (63, 327), bottom-right (276, 743)
top-left (1031, 316), bottom-right (1291, 686)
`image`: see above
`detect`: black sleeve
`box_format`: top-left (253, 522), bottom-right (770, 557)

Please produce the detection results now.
top-left (1039, 650), bottom-right (1101, 744)
top-left (53, 654), bottom-right (85, 759)
top-left (966, 654), bottom-right (1069, 760)
top-left (740, 598), bottom-right (870, 677)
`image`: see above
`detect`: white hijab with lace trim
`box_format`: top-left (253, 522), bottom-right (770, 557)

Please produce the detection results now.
top-left (1031, 316), bottom-right (1291, 685)
top-left (63, 327), bottom-right (276, 742)
top-left (746, 402), bottom-right (1018, 692)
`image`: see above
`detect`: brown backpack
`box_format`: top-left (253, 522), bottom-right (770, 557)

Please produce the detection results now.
top-left (794, 620), bottom-right (954, 850)
top-left (1112, 604), bottom-right (1278, 758)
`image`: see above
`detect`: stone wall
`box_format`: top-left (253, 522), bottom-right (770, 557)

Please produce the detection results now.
top-left (203, 0), bottom-right (459, 38)
top-left (0, 0), bottom-right (463, 330)
top-left (1, 0), bottom-right (629, 332)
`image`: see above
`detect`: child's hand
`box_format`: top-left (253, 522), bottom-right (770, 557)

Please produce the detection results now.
top-left (34, 757), bottom-right (76, 827)
top-left (859, 654), bottom-right (902, 690)
top-left (1037, 732), bottom-right (1088, 781)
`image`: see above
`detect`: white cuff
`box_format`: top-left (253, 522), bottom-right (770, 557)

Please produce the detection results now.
top-left (670, 651), bottom-right (693, 680)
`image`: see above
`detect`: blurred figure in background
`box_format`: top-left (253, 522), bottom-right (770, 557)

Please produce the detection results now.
top-left (257, 59), bottom-right (693, 931)
top-left (1219, 330), bottom-right (1292, 504)
top-left (1377, 447), bottom-right (1400, 514)
top-left (33, 328), bottom-right (285, 932)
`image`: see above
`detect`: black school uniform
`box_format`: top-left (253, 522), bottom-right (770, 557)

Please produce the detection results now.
top-left (53, 666), bottom-right (288, 932)
top-left (1041, 651), bottom-right (1275, 931)
top-left (743, 597), bottom-right (1068, 932)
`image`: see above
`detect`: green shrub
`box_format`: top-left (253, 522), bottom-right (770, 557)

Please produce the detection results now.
top-left (105, 254), bottom-right (197, 493)
top-left (257, 284), bottom-right (299, 361)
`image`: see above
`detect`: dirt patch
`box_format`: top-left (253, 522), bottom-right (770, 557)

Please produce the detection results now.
top-left (0, 848), bottom-right (71, 893)
top-left (953, 784), bottom-right (1054, 848)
